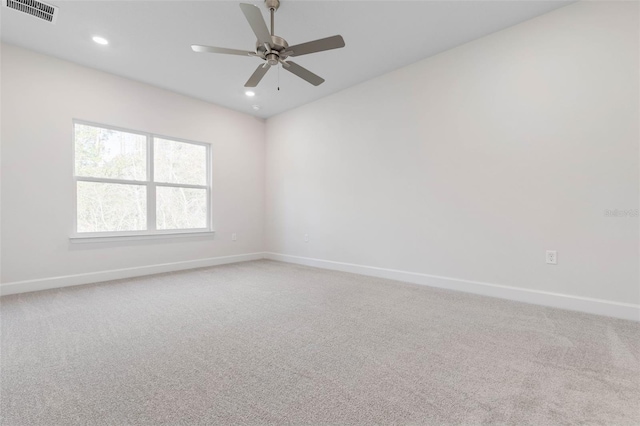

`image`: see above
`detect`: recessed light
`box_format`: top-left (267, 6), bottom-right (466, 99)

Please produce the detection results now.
top-left (92, 36), bottom-right (109, 45)
top-left (252, 105), bottom-right (260, 111)
top-left (245, 91), bottom-right (255, 97)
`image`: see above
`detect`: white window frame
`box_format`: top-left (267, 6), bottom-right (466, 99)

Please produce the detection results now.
top-left (71, 120), bottom-right (214, 242)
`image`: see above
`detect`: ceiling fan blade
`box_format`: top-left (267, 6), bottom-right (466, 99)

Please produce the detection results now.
top-left (191, 45), bottom-right (254, 56)
top-left (286, 35), bottom-right (345, 57)
top-left (283, 61), bottom-right (325, 86)
top-left (239, 3), bottom-right (272, 46)
top-left (245, 64), bottom-right (271, 87)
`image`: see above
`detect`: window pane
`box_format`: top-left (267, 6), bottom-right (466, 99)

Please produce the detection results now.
top-left (154, 138), bottom-right (207, 185)
top-left (77, 181), bottom-right (147, 232)
top-left (156, 186), bottom-right (207, 230)
top-left (74, 124), bottom-right (147, 181)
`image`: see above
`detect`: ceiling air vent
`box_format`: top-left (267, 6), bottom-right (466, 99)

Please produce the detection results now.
top-left (4, 0), bottom-right (58, 24)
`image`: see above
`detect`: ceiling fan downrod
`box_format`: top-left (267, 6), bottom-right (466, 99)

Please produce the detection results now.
top-left (266, 0), bottom-right (279, 36)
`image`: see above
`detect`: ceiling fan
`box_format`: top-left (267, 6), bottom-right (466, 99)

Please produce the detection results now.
top-left (191, 0), bottom-right (345, 87)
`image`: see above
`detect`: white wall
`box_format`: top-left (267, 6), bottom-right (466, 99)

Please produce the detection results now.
top-left (1, 44), bottom-right (265, 286)
top-left (266, 1), bottom-right (639, 306)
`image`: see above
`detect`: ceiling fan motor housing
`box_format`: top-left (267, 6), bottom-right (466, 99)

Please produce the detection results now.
top-left (257, 35), bottom-right (290, 63)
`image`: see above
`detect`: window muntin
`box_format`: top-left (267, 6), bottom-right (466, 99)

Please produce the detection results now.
top-left (73, 121), bottom-right (211, 237)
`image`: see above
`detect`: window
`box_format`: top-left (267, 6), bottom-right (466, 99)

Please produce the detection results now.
top-left (73, 121), bottom-right (211, 238)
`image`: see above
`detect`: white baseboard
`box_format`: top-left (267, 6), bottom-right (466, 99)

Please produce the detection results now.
top-left (0, 252), bottom-right (266, 296)
top-left (4, 251), bottom-right (637, 322)
top-left (265, 252), bottom-right (640, 322)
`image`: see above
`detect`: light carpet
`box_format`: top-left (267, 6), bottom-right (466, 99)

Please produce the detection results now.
top-left (1, 260), bottom-right (639, 425)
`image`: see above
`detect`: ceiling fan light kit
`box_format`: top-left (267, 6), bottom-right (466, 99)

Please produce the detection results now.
top-left (191, 0), bottom-right (345, 88)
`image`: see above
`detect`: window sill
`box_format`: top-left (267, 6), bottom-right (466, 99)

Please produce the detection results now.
top-left (69, 230), bottom-right (215, 244)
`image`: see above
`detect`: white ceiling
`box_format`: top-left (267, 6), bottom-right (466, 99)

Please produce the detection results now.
top-left (1, 0), bottom-right (573, 118)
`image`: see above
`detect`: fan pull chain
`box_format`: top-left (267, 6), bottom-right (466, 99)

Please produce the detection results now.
top-left (277, 63), bottom-right (280, 91)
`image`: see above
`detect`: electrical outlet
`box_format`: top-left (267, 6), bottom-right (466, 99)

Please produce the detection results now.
top-left (232, 233), bottom-right (237, 241)
top-left (304, 234), bottom-right (309, 243)
top-left (546, 250), bottom-right (557, 265)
